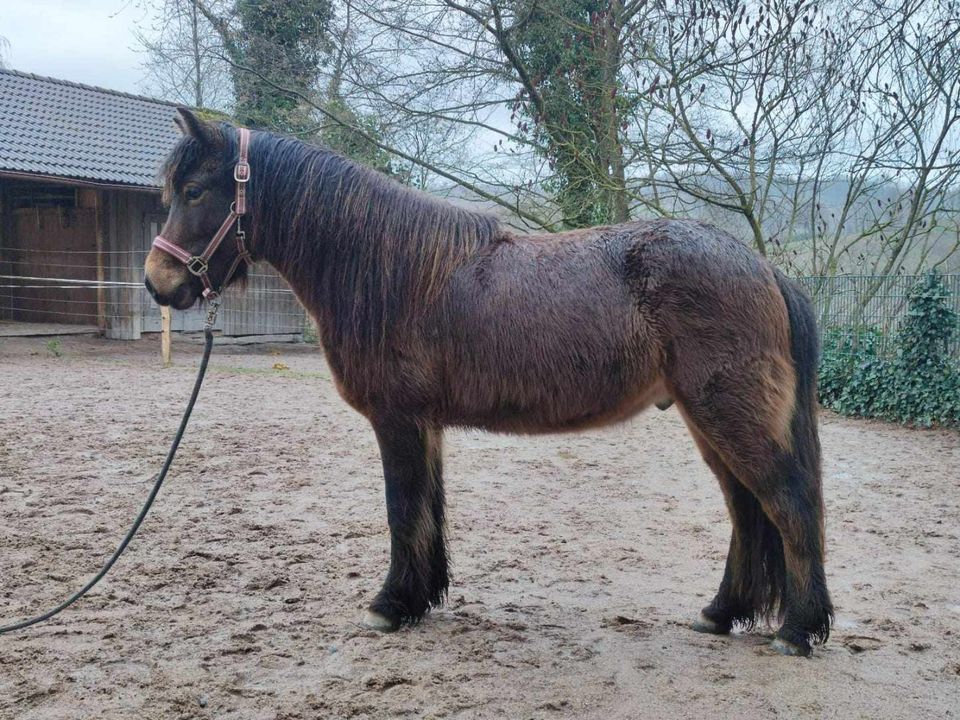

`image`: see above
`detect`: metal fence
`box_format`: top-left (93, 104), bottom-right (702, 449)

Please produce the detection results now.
top-left (798, 274), bottom-right (960, 358)
top-left (1, 250), bottom-right (309, 341)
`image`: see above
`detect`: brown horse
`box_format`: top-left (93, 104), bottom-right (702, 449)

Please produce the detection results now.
top-left (145, 109), bottom-right (833, 656)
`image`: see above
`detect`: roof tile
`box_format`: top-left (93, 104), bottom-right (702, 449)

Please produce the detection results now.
top-left (0, 69), bottom-right (183, 188)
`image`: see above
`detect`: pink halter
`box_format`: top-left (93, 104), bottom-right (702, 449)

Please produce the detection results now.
top-left (152, 127), bottom-right (253, 301)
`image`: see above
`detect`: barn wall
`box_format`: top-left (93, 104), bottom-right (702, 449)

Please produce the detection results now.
top-left (0, 179), bottom-right (98, 326)
top-left (12, 205), bottom-right (98, 324)
top-left (222, 268), bottom-right (307, 337)
top-left (0, 178), bottom-right (305, 339)
top-left (105, 189), bottom-right (152, 339)
top-left (106, 190), bottom-right (305, 339)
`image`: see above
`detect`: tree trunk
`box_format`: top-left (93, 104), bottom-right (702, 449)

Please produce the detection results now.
top-left (601, 1), bottom-right (629, 223)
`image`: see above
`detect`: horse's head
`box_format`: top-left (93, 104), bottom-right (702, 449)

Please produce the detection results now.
top-left (144, 108), bottom-right (250, 310)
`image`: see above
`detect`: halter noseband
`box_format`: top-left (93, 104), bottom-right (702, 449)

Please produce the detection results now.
top-left (152, 127), bottom-right (253, 302)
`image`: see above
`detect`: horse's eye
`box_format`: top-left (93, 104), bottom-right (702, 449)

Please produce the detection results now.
top-left (184, 185), bottom-right (204, 201)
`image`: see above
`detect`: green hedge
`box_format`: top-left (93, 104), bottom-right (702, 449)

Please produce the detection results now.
top-left (818, 273), bottom-right (960, 428)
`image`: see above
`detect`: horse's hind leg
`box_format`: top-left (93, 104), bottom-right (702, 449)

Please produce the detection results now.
top-left (736, 444), bottom-right (831, 656)
top-left (363, 418), bottom-right (448, 631)
top-left (676, 358), bottom-right (833, 656)
top-left (686, 430), bottom-right (781, 636)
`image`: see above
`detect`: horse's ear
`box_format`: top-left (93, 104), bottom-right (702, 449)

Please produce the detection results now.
top-left (174, 107), bottom-right (217, 147)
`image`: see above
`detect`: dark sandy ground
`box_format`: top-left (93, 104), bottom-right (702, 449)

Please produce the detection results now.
top-left (1, 334), bottom-right (958, 719)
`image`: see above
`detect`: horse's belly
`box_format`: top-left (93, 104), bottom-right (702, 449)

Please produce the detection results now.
top-left (447, 362), bottom-right (668, 434)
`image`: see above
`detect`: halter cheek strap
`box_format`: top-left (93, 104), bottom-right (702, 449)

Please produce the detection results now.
top-left (152, 127), bottom-right (253, 302)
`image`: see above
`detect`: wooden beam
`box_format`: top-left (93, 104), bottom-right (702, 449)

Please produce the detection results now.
top-left (0, 182), bottom-right (9, 322)
top-left (94, 190), bottom-right (107, 334)
top-left (161, 306), bottom-right (172, 367)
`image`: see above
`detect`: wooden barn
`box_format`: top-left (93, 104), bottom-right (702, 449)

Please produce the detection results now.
top-left (0, 68), bottom-right (305, 340)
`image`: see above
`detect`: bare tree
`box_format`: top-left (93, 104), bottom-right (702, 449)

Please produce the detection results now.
top-left (855, 0), bottom-right (960, 278)
top-left (134, 0), bottom-right (959, 268)
top-left (614, 0), bottom-right (959, 277)
top-left (333, 1), bottom-right (554, 226)
top-left (136, 0), bottom-right (233, 109)
top-left (757, 0), bottom-right (959, 282)
top-left (343, 1), bottom-right (656, 228)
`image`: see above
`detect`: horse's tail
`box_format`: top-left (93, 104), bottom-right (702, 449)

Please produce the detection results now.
top-left (773, 269), bottom-right (832, 643)
top-left (773, 270), bottom-right (822, 521)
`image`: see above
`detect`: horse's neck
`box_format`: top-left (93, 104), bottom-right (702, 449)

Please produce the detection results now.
top-left (252, 156), bottom-right (388, 350)
top-left (252, 151), bottom-right (348, 283)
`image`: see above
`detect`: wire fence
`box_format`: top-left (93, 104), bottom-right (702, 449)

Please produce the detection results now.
top-left (798, 274), bottom-right (960, 358)
top-left (0, 248), bottom-right (310, 339)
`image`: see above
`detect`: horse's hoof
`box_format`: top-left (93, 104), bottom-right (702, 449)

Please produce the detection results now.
top-left (770, 637), bottom-right (811, 657)
top-left (361, 609), bottom-right (400, 633)
top-left (692, 611), bottom-right (729, 635)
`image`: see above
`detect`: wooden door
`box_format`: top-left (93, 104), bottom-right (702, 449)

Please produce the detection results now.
top-left (9, 206), bottom-right (97, 324)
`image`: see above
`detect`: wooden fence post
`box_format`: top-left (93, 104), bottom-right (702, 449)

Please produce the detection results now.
top-left (161, 306), bottom-right (172, 367)
top-left (94, 190), bottom-right (107, 334)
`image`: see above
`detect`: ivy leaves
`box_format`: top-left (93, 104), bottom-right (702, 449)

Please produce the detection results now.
top-left (819, 273), bottom-right (960, 428)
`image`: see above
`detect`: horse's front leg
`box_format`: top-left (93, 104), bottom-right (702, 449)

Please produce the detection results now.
top-left (363, 418), bottom-right (448, 632)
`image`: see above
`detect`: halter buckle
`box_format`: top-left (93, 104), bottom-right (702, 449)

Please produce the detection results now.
top-left (186, 256), bottom-right (209, 277)
top-left (234, 162), bottom-right (251, 183)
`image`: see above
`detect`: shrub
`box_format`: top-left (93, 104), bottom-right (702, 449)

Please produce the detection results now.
top-left (818, 273), bottom-right (960, 428)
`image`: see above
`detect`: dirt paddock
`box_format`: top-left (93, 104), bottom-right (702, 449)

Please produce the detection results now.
top-left (1, 334), bottom-right (958, 719)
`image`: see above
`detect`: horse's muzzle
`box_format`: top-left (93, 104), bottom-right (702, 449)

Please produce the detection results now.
top-left (144, 275), bottom-right (197, 310)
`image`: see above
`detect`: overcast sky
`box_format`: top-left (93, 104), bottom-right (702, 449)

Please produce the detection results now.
top-left (1, 0), bottom-right (151, 96)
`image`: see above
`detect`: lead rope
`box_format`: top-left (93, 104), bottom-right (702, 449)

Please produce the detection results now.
top-left (0, 301), bottom-right (221, 634)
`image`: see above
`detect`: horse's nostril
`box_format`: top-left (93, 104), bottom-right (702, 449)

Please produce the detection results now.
top-left (144, 276), bottom-right (155, 294)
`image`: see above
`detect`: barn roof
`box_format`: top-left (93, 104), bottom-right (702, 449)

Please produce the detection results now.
top-left (0, 68), bottom-right (182, 189)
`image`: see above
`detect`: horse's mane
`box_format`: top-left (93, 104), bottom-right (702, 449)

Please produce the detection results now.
top-left (163, 124), bottom-right (503, 352)
top-left (252, 130), bottom-right (501, 294)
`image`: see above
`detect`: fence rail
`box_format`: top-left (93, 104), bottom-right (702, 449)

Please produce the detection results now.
top-left (0, 264), bottom-right (309, 338)
top-left (797, 274), bottom-right (960, 358)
